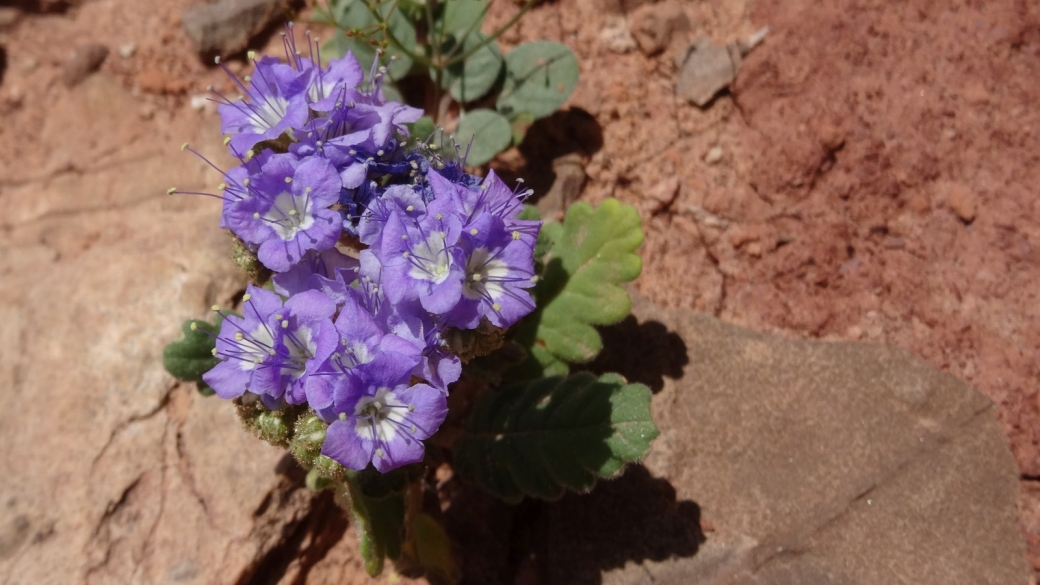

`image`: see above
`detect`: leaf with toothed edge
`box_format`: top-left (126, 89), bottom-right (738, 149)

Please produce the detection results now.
top-left (453, 372), bottom-right (658, 503)
top-left (506, 199), bottom-right (643, 380)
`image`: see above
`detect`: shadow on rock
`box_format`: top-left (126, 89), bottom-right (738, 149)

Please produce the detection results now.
top-left (582, 316), bottom-right (689, 393)
top-left (444, 465), bottom-right (704, 585)
top-left (239, 455), bottom-right (349, 585)
top-left (495, 107), bottom-right (604, 206)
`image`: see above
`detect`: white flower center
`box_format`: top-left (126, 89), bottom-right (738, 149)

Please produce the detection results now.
top-left (353, 388), bottom-right (408, 441)
top-left (264, 190), bottom-right (314, 240)
top-left (407, 231), bottom-right (452, 284)
top-left (238, 323), bottom-right (275, 371)
top-left (251, 95), bottom-right (289, 133)
top-left (462, 247), bottom-right (509, 301)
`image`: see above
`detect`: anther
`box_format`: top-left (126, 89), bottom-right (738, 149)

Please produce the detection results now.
top-left (244, 150), bottom-right (255, 161)
top-left (288, 210), bottom-right (297, 216)
top-left (530, 275), bottom-right (540, 283)
top-left (284, 176), bottom-right (292, 183)
top-left (406, 205), bottom-right (414, 211)
top-left (375, 448), bottom-right (385, 457)
top-left (472, 274), bottom-right (482, 282)
top-left (408, 404), bottom-right (415, 412)
top-left (167, 187), bottom-right (177, 195)
top-left (247, 50), bottom-right (256, 60)
top-left (339, 412), bottom-right (347, 421)
top-left (211, 304), bottom-right (221, 311)
top-left (214, 56), bottom-right (221, 64)
top-left (242, 293), bottom-right (251, 301)
top-left (253, 212), bottom-right (260, 219)
top-left (305, 186), bottom-right (312, 193)
top-left (470, 228), bottom-right (478, 235)
top-left (223, 136), bottom-right (232, 146)
top-left (402, 252), bottom-right (410, 259)
top-left (435, 213), bottom-right (443, 220)
top-left (235, 332), bottom-right (244, 340)
top-left (281, 320), bottom-right (289, 328)
top-left (218, 182), bottom-right (227, 191)
top-left (180, 142), bottom-right (189, 151)
top-left (377, 149), bottom-right (384, 156)
top-left (373, 401), bottom-right (382, 409)
top-left (512, 230), bottom-right (521, 240)
top-left (190, 322), bottom-right (198, 331)
top-left (211, 348), bottom-right (218, 356)
top-left (410, 424), bottom-right (417, 434)
top-left (492, 303), bottom-right (502, 311)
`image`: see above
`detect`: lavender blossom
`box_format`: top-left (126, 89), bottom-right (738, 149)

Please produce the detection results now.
top-left (320, 353), bottom-right (447, 472)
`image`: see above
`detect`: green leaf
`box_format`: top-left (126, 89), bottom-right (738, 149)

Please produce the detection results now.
top-left (453, 372), bottom-right (658, 503)
top-left (508, 110), bottom-right (535, 146)
top-left (410, 513), bottom-right (461, 584)
top-left (438, 32), bottom-right (503, 103)
top-left (162, 317), bottom-right (224, 382)
top-left (509, 200), bottom-right (643, 376)
top-left (440, 0), bottom-right (490, 38)
top-left (406, 115), bottom-right (437, 145)
top-left (454, 108), bottom-right (511, 166)
top-left (496, 41), bottom-right (580, 120)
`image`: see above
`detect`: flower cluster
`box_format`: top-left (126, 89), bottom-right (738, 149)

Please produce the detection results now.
top-left (187, 33), bottom-right (540, 473)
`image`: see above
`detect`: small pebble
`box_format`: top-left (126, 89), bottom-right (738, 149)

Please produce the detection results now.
top-left (190, 94), bottom-right (210, 110)
top-left (62, 44), bottom-right (109, 87)
top-left (704, 145), bottom-right (723, 165)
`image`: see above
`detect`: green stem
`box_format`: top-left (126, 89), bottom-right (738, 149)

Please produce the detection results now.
top-left (444, 0), bottom-right (538, 67)
top-left (361, 0), bottom-right (431, 68)
top-left (337, 476), bottom-right (386, 577)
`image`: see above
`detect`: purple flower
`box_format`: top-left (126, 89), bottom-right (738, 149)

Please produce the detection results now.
top-left (218, 56), bottom-right (312, 154)
top-left (444, 216), bottom-right (537, 329)
top-left (223, 153), bottom-right (343, 272)
top-left (300, 54), bottom-right (364, 113)
top-left (203, 286), bottom-right (337, 405)
top-left (379, 196), bottom-right (466, 314)
top-left (320, 353), bottom-right (447, 472)
top-left (274, 290), bottom-right (341, 404)
top-left (304, 290), bottom-right (421, 410)
top-left (272, 248), bottom-right (359, 305)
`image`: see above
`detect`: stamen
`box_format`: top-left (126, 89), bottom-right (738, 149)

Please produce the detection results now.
top-left (339, 412), bottom-right (347, 421)
top-left (190, 322), bottom-right (198, 331)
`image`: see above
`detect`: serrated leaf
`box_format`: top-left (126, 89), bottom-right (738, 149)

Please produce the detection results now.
top-left (438, 32), bottom-right (503, 103)
top-left (509, 200), bottom-right (643, 375)
top-left (453, 372), bottom-right (658, 503)
top-left (454, 108), bottom-right (511, 166)
top-left (496, 41), bottom-right (579, 120)
top-left (163, 317), bottom-right (224, 382)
